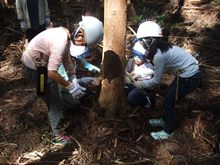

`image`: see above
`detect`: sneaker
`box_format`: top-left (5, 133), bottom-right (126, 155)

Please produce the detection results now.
top-left (150, 130), bottom-right (174, 140)
top-left (149, 118), bottom-right (165, 127)
top-left (51, 134), bottom-right (72, 146)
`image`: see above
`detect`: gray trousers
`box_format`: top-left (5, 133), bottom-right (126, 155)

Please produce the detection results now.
top-left (24, 66), bottom-right (64, 136)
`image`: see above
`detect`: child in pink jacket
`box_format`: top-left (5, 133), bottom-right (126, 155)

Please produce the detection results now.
top-left (21, 16), bottom-right (103, 145)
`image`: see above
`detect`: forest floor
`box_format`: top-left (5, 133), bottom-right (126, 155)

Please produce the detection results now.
top-left (0, 0), bottom-right (220, 165)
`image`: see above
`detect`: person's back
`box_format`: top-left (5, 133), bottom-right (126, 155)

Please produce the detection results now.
top-left (22, 27), bottom-right (71, 71)
top-left (154, 45), bottom-right (199, 78)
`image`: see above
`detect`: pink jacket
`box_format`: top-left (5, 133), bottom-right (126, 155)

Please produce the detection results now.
top-left (21, 27), bottom-right (74, 76)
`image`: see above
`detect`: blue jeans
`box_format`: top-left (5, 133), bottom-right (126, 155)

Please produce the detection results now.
top-left (125, 84), bottom-right (155, 107)
top-left (163, 71), bottom-right (202, 134)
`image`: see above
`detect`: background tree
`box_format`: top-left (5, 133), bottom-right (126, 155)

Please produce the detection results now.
top-left (83, 0), bottom-right (102, 20)
top-left (98, 0), bottom-right (127, 118)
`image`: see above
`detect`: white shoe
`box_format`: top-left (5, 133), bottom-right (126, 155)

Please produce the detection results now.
top-left (150, 130), bottom-right (174, 140)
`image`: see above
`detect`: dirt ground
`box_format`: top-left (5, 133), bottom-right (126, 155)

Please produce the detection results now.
top-left (0, 0), bottom-right (220, 165)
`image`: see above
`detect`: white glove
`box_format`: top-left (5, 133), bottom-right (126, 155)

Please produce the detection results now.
top-left (20, 20), bottom-right (27, 32)
top-left (133, 80), bottom-right (146, 89)
top-left (66, 83), bottom-right (85, 99)
top-left (125, 71), bottom-right (137, 82)
top-left (85, 63), bottom-right (100, 74)
top-left (130, 73), bottom-right (141, 81)
top-left (89, 66), bottom-right (100, 73)
top-left (69, 74), bottom-right (76, 82)
top-left (69, 75), bottom-right (86, 91)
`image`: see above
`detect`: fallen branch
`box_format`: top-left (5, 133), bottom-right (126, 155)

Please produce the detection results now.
top-left (6, 27), bottom-right (24, 36)
top-left (200, 63), bottom-right (220, 71)
top-left (206, 80), bottom-right (220, 83)
top-left (113, 158), bottom-right (152, 165)
top-left (127, 25), bottom-right (136, 36)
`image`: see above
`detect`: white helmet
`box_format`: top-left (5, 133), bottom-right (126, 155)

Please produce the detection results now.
top-left (132, 41), bottom-right (146, 56)
top-left (136, 21), bottom-right (163, 38)
top-left (73, 16), bottom-right (103, 46)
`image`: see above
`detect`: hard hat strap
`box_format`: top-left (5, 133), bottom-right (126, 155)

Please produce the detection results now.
top-left (141, 38), bottom-right (156, 50)
top-left (72, 25), bottom-right (83, 40)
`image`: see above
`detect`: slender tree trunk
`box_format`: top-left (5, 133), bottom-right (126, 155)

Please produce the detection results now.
top-left (127, 0), bottom-right (137, 24)
top-left (98, 0), bottom-right (127, 118)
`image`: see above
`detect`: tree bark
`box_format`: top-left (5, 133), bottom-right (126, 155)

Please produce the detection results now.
top-left (98, 0), bottom-right (127, 118)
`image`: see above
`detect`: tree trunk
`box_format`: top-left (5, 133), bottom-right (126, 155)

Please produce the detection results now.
top-left (127, 0), bottom-right (137, 24)
top-left (98, 0), bottom-right (127, 118)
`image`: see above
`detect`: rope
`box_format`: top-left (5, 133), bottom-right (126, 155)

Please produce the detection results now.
top-left (175, 71), bottom-right (180, 102)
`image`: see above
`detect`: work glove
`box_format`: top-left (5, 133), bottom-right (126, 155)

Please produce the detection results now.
top-left (20, 20), bottom-right (27, 32)
top-left (90, 68), bottom-right (100, 74)
top-left (69, 74), bottom-right (86, 91)
top-left (78, 77), bottom-right (95, 86)
top-left (83, 61), bottom-right (100, 74)
top-left (130, 73), bottom-right (141, 81)
top-left (87, 65), bottom-right (100, 74)
top-left (66, 83), bottom-right (85, 99)
top-left (125, 71), bottom-right (137, 82)
top-left (124, 75), bottom-right (133, 84)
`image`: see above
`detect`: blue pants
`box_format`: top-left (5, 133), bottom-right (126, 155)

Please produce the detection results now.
top-left (126, 84), bottom-right (155, 107)
top-left (163, 71), bottom-right (202, 134)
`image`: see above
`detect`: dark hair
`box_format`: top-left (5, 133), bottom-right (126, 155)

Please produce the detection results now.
top-left (157, 39), bottom-right (173, 53)
top-left (147, 38), bottom-right (173, 62)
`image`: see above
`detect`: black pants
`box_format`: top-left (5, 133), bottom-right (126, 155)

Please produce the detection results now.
top-left (163, 71), bottom-right (202, 134)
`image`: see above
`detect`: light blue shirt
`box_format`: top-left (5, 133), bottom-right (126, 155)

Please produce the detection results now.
top-left (142, 46), bottom-right (199, 88)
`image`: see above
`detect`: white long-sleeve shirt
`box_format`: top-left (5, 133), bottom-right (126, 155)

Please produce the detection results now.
top-left (142, 45), bottom-right (199, 88)
top-left (21, 27), bottom-right (74, 76)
